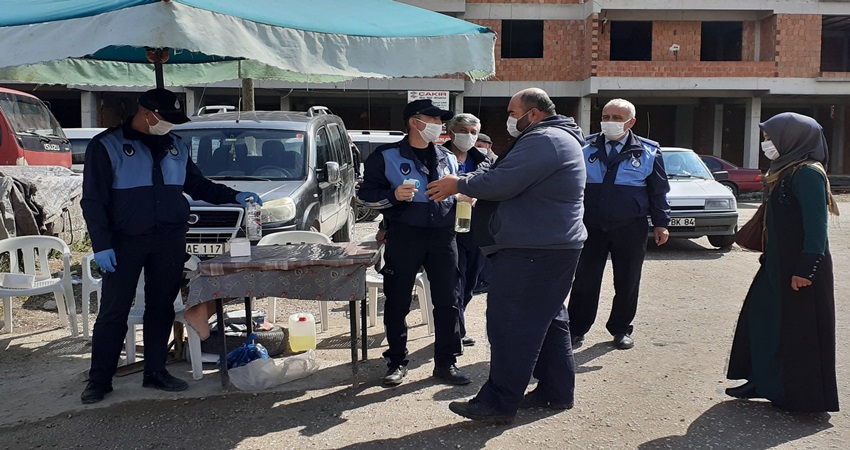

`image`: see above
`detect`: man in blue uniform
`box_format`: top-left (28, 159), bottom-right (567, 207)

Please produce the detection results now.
top-left (427, 88), bottom-right (587, 423)
top-left (358, 99), bottom-right (470, 387)
top-left (567, 98), bottom-right (671, 350)
top-left (81, 88), bottom-right (261, 404)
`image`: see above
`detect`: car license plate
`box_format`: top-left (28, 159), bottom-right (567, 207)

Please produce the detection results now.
top-left (669, 217), bottom-right (696, 227)
top-left (186, 243), bottom-right (225, 255)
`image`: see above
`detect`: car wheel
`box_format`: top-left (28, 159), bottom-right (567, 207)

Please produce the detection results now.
top-left (720, 181), bottom-right (738, 197)
top-left (199, 324), bottom-right (289, 358)
top-left (332, 206), bottom-right (355, 242)
top-left (708, 234), bottom-right (736, 249)
top-left (356, 204), bottom-right (380, 222)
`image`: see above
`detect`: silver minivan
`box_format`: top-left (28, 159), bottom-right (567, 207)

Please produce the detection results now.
top-left (172, 108), bottom-right (356, 257)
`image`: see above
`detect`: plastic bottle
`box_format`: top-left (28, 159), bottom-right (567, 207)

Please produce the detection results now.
top-left (244, 197), bottom-right (262, 241)
top-left (455, 200), bottom-right (471, 233)
top-left (288, 313), bottom-right (317, 352)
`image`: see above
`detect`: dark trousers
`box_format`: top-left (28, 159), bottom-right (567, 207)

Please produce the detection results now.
top-left (477, 255), bottom-right (492, 285)
top-left (88, 232), bottom-right (186, 385)
top-left (474, 248), bottom-right (581, 415)
top-left (567, 218), bottom-right (648, 337)
top-left (456, 232), bottom-right (484, 338)
top-left (381, 224), bottom-right (462, 367)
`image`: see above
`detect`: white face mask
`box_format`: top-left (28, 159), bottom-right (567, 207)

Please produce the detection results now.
top-left (146, 116), bottom-right (174, 135)
top-left (600, 121), bottom-right (627, 140)
top-left (452, 133), bottom-right (477, 152)
top-left (506, 110), bottom-right (531, 138)
top-left (761, 140), bottom-right (780, 160)
top-left (415, 119), bottom-right (442, 143)
top-left (475, 146), bottom-right (489, 155)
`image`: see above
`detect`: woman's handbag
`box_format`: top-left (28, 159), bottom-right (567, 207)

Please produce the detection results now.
top-left (735, 203), bottom-right (766, 252)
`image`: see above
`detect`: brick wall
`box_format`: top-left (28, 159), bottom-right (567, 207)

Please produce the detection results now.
top-left (759, 15), bottom-right (777, 63)
top-left (652, 21), bottom-right (701, 62)
top-left (775, 14), bottom-right (822, 78)
top-left (472, 19), bottom-right (588, 81)
top-left (596, 18), bottom-right (777, 77)
top-left (595, 61), bottom-right (776, 77)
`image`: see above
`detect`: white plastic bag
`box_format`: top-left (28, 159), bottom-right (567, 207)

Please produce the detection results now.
top-left (229, 350), bottom-right (319, 391)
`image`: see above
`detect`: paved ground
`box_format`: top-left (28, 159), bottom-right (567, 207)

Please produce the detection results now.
top-left (1, 202), bottom-right (848, 449)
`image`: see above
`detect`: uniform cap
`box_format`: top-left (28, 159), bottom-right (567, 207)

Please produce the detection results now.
top-left (138, 88), bottom-right (190, 124)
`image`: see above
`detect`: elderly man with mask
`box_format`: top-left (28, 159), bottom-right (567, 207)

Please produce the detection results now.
top-left (567, 98), bottom-right (671, 351)
top-left (445, 113), bottom-right (492, 347)
top-left (427, 88), bottom-right (586, 423)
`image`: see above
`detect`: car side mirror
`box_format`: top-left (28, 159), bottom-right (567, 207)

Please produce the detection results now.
top-left (712, 170), bottom-right (729, 181)
top-left (326, 161), bottom-right (340, 184)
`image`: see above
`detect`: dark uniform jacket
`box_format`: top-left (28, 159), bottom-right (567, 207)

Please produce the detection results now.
top-left (82, 121), bottom-right (239, 253)
top-left (358, 136), bottom-right (459, 229)
top-left (582, 131), bottom-right (671, 230)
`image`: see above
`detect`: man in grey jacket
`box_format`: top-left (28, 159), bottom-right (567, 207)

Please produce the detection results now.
top-left (426, 88), bottom-right (587, 423)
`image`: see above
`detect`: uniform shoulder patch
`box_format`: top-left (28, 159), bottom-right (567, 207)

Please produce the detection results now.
top-left (637, 136), bottom-right (659, 148)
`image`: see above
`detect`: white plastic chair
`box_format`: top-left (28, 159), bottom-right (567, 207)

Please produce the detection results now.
top-left (80, 253), bottom-right (101, 338)
top-left (125, 266), bottom-right (204, 380)
top-left (0, 236), bottom-right (77, 336)
top-left (82, 253), bottom-right (204, 380)
top-left (362, 233), bottom-right (433, 335)
top-left (257, 230), bottom-right (332, 331)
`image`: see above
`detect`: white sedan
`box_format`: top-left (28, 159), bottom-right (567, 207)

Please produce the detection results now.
top-left (655, 147), bottom-right (739, 248)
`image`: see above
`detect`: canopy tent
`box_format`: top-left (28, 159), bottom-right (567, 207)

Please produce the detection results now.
top-left (0, 0), bottom-right (496, 87)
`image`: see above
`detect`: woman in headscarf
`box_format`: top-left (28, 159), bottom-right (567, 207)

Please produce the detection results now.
top-left (726, 112), bottom-right (839, 413)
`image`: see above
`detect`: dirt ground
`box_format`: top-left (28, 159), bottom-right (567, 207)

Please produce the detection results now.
top-left (1, 199), bottom-right (849, 449)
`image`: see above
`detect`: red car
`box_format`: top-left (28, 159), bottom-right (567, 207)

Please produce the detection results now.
top-left (699, 155), bottom-right (764, 196)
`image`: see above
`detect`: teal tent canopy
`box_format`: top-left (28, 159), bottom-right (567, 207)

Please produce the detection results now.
top-left (0, 0), bottom-right (495, 87)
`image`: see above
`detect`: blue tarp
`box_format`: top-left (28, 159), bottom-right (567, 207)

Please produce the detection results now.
top-left (0, 0), bottom-right (490, 37)
top-left (0, 0), bottom-right (496, 85)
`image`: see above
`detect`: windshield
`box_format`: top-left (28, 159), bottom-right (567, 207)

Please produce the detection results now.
top-left (69, 138), bottom-right (90, 164)
top-left (664, 151), bottom-right (713, 179)
top-left (173, 128), bottom-right (306, 180)
top-left (0, 91), bottom-right (64, 138)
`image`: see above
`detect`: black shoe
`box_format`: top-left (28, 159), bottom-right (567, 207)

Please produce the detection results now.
top-left (613, 334), bottom-right (634, 350)
top-left (449, 398), bottom-right (514, 424)
top-left (725, 381), bottom-right (757, 399)
top-left (382, 366), bottom-right (408, 387)
top-left (461, 336), bottom-right (476, 347)
top-left (142, 370), bottom-right (189, 392)
top-left (81, 381), bottom-right (113, 404)
top-left (472, 282), bottom-right (489, 295)
top-left (519, 390), bottom-right (574, 410)
top-left (571, 334), bottom-right (584, 349)
top-left (433, 364), bottom-right (472, 385)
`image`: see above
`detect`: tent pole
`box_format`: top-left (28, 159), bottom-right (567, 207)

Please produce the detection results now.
top-left (242, 78), bottom-right (255, 111)
top-left (155, 63), bottom-right (164, 89)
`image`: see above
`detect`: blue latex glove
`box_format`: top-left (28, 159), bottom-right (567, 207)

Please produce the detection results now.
top-left (94, 249), bottom-right (117, 273)
top-left (235, 192), bottom-right (263, 207)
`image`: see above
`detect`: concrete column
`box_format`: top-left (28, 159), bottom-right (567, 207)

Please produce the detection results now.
top-left (183, 89), bottom-right (196, 117)
top-left (832, 106), bottom-right (845, 174)
top-left (579, 97), bottom-right (592, 135)
top-left (675, 105), bottom-right (694, 148)
top-left (713, 103), bottom-right (724, 157)
top-left (754, 20), bottom-right (761, 62)
top-left (454, 92), bottom-right (464, 114)
top-left (79, 91), bottom-right (98, 127)
top-left (743, 97), bottom-right (762, 169)
top-left (279, 94), bottom-right (291, 111)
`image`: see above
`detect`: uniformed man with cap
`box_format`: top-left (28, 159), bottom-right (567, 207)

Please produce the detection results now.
top-left (358, 99), bottom-right (470, 387)
top-left (80, 88), bottom-right (262, 404)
